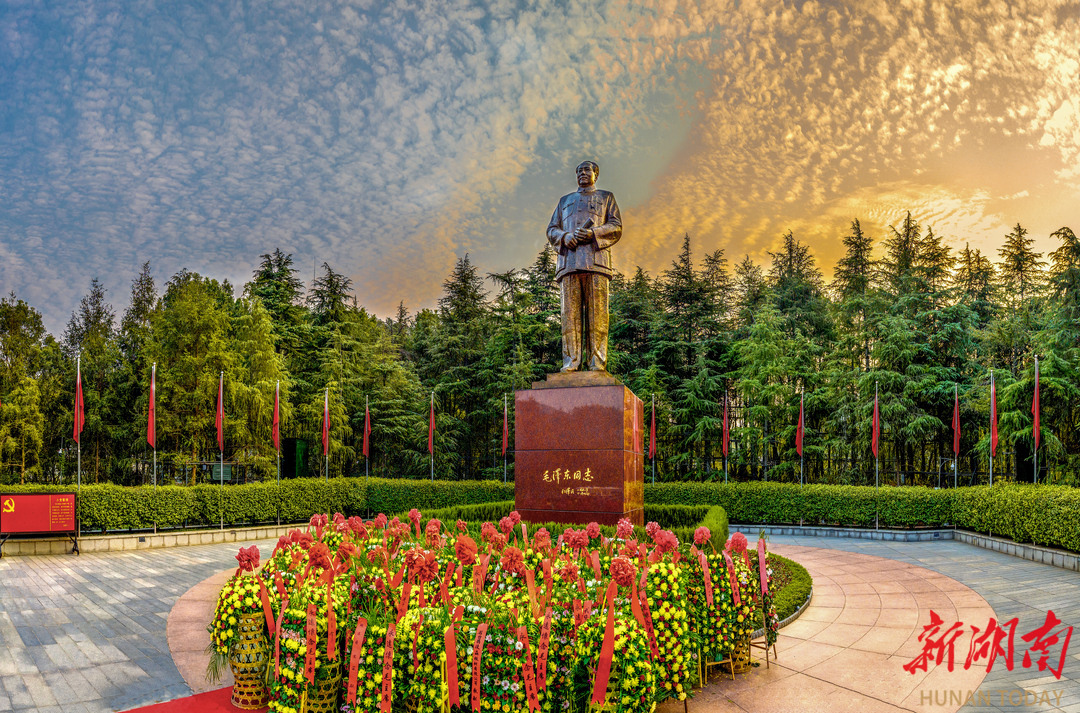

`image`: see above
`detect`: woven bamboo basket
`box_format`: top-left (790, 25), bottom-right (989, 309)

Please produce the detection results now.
top-left (730, 635), bottom-right (753, 674)
top-left (229, 611), bottom-right (269, 709)
top-left (302, 661), bottom-right (342, 713)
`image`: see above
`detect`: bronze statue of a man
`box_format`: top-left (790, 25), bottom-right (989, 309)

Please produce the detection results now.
top-left (546, 160), bottom-right (623, 372)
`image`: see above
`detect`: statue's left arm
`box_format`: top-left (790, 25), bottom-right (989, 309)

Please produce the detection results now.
top-left (592, 193), bottom-right (622, 249)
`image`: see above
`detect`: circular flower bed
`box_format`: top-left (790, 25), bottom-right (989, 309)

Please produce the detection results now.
top-left (209, 513), bottom-right (777, 713)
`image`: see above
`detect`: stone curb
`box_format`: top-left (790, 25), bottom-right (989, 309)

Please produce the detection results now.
top-left (732, 524), bottom-right (1079, 572)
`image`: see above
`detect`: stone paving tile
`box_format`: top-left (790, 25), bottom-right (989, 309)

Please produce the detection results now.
top-left (765, 536), bottom-right (1079, 713)
top-left (0, 537), bottom-right (277, 711)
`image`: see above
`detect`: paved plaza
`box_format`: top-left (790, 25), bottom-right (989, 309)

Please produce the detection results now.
top-left (0, 533), bottom-right (1077, 712)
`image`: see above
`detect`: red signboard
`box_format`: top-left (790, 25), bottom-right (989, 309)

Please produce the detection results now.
top-left (0, 493), bottom-right (77, 534)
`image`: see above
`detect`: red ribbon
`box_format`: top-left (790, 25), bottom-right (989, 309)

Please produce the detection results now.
top-left (380, 622), bottom-right (397, 713)
top-left (520, 522), bottom-right (529, 547)
top-left (630, 570), bottom-right (646, 629)
top-left (412, 613), bottom-right (424, 669)
top-left (699, 550), bottom-right (714, 606)
top-left (572, 599), bottom-right (584, 635)
top-left (518, 626), bottom-right (541, 712)
top-left (273, 593), bottom-right (288, 675)
top-left (590, 582), bottom-right (617, 705)
top-left (257, 577), bottom-right (275, 634)
top-left (440, 561), bottom-right (455, 605)
top-left (326, 576), bottom-right (337, 660)
top-left (723, 550), bottom-right (740, 606)
top-left (397, 581), bottom-right (412, 622)
top-left (390, 563), bottom-right (405, 589)
top-left (537, 606), bottom-right (552, 691)
top-left (346, 619), bottom-right (368, 705)
top-left (589, 550), bottom-right (601, 579)
top-left (637, 543), bottom-right (648, 568)
top-left (455, 563), bottom-right (463, 587)
top-left (525, 569), bottom-right (539, 617)
top-left (758, 539), bottom-right (769, 597)
top-left (470, 623), bottom-right (488, 712)
top-left (542, 559), bottom-right (552, 602)
top-left (445, 606), bottom-right (463, 707)
top-left (304, 603), bottom-right (318, 684)
top-left (639, 569), bottom-right (659, 660)
top-left (346, 573), bottom-right (356, 618)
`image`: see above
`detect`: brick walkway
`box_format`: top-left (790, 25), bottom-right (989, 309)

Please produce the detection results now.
top-left (1, 534), bottom-right (1077, 712)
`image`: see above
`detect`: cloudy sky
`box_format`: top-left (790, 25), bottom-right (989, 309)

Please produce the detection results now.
top-left (2, 0), bottom-right (1077, 333)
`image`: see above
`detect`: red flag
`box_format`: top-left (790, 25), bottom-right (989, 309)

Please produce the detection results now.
top-left (649, 396), bottom-right (656, 459)
top-left (952, 384), bottom-right (960, 455)
top-left (795, 392), bottom-right (804, 456)
top-left (272, 381), bottom-right (280, 452)
top-left (872, 384), bottom-right (879, 458)
top-left (501, 395), bottom-right (508, 456)
top-left (322, 388), bottom-right (329, 457)
top-left (722, 391), bottom-right (729, 457)
top-left (428, 392), bottom-right (435, 455)
top-left (146, 363), bottom-right (156, 449)
top-left (363, 397), bottom-right (371, 458)
top-left (990, 371), bottom-right (997, 457)
top-left (215, 372), bottom-right (224, 453)
top-left (73, 357), bottom-right (85, 444)
top-left (1032, 357), bottom-right (1040, 450)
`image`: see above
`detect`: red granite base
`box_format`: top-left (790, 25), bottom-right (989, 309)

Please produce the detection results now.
top-left (514, 377), bottom-right (644, 526)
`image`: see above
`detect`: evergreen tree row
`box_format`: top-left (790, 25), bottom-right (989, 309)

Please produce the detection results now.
top-left (1, 214), bottom-right (1077, 486)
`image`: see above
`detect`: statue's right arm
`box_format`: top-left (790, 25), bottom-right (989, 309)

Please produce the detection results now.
top-left (546, 201), bottom-right (570, 251)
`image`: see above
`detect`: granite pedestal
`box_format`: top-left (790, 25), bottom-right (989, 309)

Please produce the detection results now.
top-left (514, 371), bottom-right (645, 526)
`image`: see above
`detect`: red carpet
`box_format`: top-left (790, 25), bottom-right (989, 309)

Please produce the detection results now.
top-left (120, 686), bottom-right (268, 713)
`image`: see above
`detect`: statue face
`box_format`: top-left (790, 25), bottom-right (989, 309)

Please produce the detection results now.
top-left (576, 162), bottom-right (597, 188)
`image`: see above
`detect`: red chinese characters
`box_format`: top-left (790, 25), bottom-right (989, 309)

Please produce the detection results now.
top-left (903, 610), bottom-right (1072, 680)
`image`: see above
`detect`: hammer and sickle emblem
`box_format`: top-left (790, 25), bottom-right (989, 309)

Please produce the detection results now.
top-left (2, 498), bottom-right (13, 513)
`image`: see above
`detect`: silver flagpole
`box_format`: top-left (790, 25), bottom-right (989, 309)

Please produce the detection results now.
top-left (954, 384), bottom-right (959, 489)
top-left (875, 382), bottom-right (879, 531)
top-left (219, 371), bottom-right (224, 531)
top-left (366, 395), bottom-right (370, 480)
top-left (276, 380), bottom-right (281, 526)
top-left (1033, 357), bottom-right (1039, 484)
top-left (430, 391), bottom-right (434, 482)
top-left (989, 370), bottom-right (993, 486)
top-left (503, 393), bottom-right (507, 484)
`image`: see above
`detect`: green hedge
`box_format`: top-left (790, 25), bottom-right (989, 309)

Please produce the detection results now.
top-left (1, 478), bottom-right (512, 532)
top-left (644, 482), bottom-right (1080, 553)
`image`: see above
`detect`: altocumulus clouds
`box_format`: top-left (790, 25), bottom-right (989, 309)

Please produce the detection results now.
top-left (0, 0), bottom-right (1075, 331)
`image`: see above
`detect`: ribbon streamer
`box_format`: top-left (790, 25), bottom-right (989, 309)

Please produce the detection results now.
top-left (723, 550), bottom-right (740, 606)
top-left (470, 623), bottom-right (488, 712)
top-left (445, 606), bottom-right (464, 707)
top-left (304, 603), bottom-right (318, 684)
top-left (346, 619), bottom-right (368, 705)
top-left (590, 582), bottom-right (618, 705)
top-left (518, 626), bottom-right (541, 712)
top-left (758, 538), bottom-right (769, 597)
top-left (379, 622), bottom-right (397, 713)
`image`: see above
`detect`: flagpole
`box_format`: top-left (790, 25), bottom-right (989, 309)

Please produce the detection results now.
top-left (874, 381), bottom-right (879, 531)
top-left (722, 391), bottom-right (728, 484)
top-left (1033, 356), bottom-right (1039, 485)
top-left (652, 394), bottom-right (657, 485)
top-left (324, 388), bottom-right (329, 481)
top-left (430, 391), bottom-right (434, 482)
top-left (989, 370), bottom-right (993, 487)
top-left (76, 355), bottom-right (81, 544)
top-left (799, 391), bottom-right (804, 487)
top-left (954, 384), bottom-right (959, 489)
top-left (503, 393), bottom-right (508, 484)
top-left (152, 363), bottom-right (157, 489)
top-left (365, 395), bottom-right (370, 480)
top-left (275, 380), bottom-right (281, 527)
top-left (219, 371), bottom-right (223, 531)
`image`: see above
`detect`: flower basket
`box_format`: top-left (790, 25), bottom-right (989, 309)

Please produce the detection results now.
top-left (730, 635), bottom-right (752, 674)
top-left (302, 660), bottom-right (341, 713)
top-left (229, 611), bottom-right (270, 709)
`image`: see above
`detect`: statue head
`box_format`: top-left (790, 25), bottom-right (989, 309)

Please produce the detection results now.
top-left (576, 160), bottom-right (598, 188)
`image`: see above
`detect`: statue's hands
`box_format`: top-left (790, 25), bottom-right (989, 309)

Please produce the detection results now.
top-left (573, 227), bottom-right (594, 244)
top-left (563, 231), bottom-right (579, 249)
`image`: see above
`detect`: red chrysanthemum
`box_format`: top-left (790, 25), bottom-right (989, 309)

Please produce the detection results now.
top-left (728, 532), bottom-right (748, 554)
top-left (455, 535), bottom-right (478, 566)
top-left (498, 516), bottom-right (514, 537)
top-left (499, 546), bottom-right (525, 576)
top-left (373, 513), bottom-right (388, 529)
top-left (235, 545), bottom-right (260, 572)
top-left (456, 520), bottom-right (468, 533)
top-left (586, 521), bottom-right (601, 540)
top-left (694, 526), bottom-right (712, 546)
top-left (615, 518), bottom-right (634, 540)
top-left (645, 521), bottom-right (660, 539)
top-left (533, 528), bottom-right (552, 552)
top-left (609, 556), bottom-right (636, 588)
top-left (509, 511), bottom-right (522, 526)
